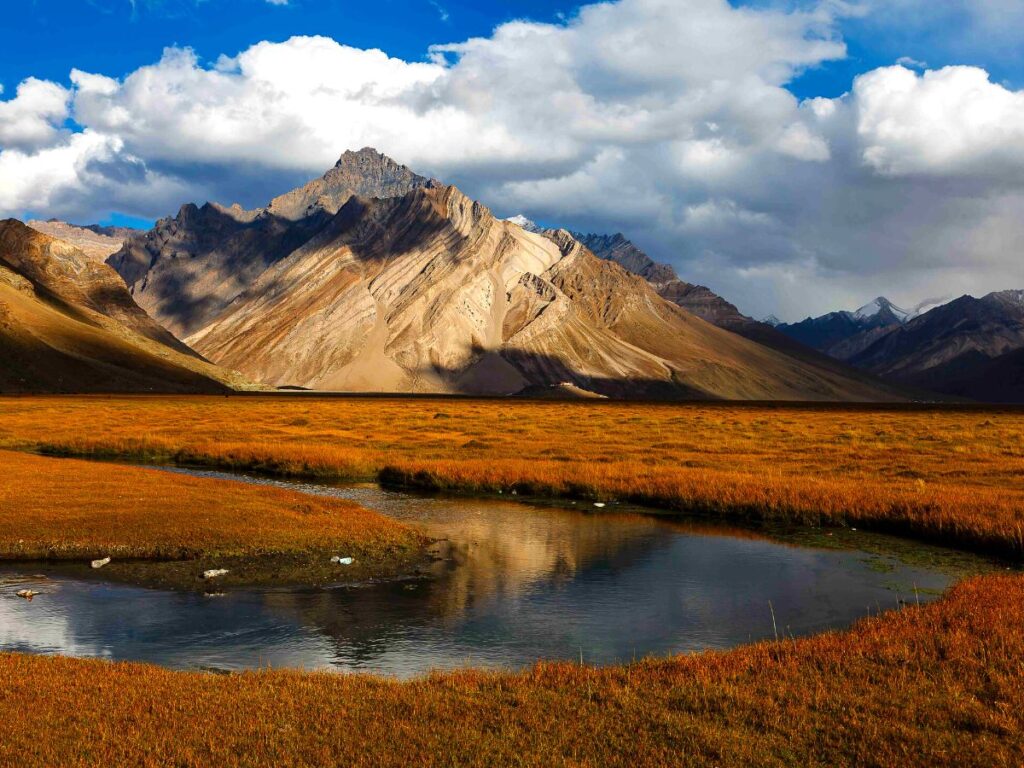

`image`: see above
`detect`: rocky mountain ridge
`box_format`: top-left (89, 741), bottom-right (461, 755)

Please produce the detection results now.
top-left (106, 152), bottom-right (900, 400)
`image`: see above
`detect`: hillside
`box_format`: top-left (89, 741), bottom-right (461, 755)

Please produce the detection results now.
top-left (0, 219), bottom-right (253, 393)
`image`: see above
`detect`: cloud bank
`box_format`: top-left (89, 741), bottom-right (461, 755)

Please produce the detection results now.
top-left (1, 0), bottom-right (1022, 319)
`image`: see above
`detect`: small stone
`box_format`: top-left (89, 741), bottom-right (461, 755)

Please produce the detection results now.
top-left (203, 569), bottom-right (230, 579)
top-left (91, 557), bottom-right (112, 570)
top-left (593, 502), bottom-right (606, 508)
top-left (330, 556), bottom-right (355, 566)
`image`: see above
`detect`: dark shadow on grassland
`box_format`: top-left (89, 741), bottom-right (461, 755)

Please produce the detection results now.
top-left (427, 348), bottom-right (720, 401)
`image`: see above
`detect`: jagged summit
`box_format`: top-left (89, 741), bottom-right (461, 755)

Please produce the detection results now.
top-left (571, 231), bottom-right (679, 286)
top-left (266, 147), bottom-right (436, 221)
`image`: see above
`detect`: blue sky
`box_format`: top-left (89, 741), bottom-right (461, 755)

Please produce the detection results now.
top-left (4, 0), bottom-right (572, 87)
top-left (3, 0), bottom-right (1024, 319)
top-left (5, 0), bottom-right (1019, 103)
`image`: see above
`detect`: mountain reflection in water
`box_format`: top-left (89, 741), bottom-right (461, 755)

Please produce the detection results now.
top-left (0, 476), bottom-right (959, 677)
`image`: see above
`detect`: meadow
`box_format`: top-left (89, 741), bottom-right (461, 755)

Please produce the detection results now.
top-left (0, 449), bottom-right (424, 586)
top-left (1, 573), bottom-right (1021, 767)
top-left (2, 395), bottom-right (1023, 765)
top-left (2, 396), bottom-right (1023, 557)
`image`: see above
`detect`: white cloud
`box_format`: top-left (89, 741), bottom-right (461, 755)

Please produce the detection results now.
top-left (0, 78), bottom-right (70, 151)
top-left (1, 0), bottom-right (1023, 319)
top-left (849, 65), bottom-right (1024, 177)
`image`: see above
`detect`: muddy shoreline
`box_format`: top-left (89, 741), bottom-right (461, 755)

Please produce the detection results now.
top-left (1, 543), bottom-right (443, 592)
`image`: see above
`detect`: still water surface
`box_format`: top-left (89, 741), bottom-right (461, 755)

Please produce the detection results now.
top-left (0, 470), bottom-right (965, 677)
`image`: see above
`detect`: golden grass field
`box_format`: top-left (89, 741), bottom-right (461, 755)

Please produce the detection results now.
top-left (1, 395), bottom-right (1023, 557)
top-left (0, 449), bottom-right (422, 577)
top-left (1, 395), bottom-right (1023, 766)
top-left (1, 574), bottom-right (1021, 767)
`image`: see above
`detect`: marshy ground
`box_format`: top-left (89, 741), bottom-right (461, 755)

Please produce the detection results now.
top-left (0, 395), bottom-right (1022, 766)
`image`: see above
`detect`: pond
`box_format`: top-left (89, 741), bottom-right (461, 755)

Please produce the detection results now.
top-left (0, 468), bottom-right (981, 677)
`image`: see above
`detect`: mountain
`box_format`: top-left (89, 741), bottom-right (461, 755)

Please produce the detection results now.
top-left (110, 152), bottom-right (900, 400)
top-left (847, 290), bottom-right (1024, 401)
top-left (26, 219), bottom-right (140, 263)
top-left (504, 215), bottom-right (543, 234)
top-left (0, 220), bottom-right (253, 393)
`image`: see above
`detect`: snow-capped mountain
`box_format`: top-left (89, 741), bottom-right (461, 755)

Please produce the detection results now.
top-left (853, 297), bottom-right (910, 324)
top-left (853, 296), bottom-right (952, 324)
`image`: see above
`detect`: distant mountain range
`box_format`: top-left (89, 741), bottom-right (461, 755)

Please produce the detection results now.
top-left (0, 219), bottom-right (250, 393)
top-left (775, 293), bottom-right (1024, 402)
top-left (6, 146), bottom-right (1020, 401)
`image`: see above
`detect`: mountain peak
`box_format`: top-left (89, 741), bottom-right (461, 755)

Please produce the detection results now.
top-left (335, 146), bottom-right (406, 170)
top-left (854, 296), bottom-right (909, 322)
top-left (267, 148), bottom-right (435, 222)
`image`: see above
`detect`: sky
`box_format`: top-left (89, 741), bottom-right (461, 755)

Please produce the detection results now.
top-left (2, 0), bottom-right (1024, 321)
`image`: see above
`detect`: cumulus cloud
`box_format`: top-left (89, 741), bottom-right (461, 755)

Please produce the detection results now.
top-left (0, 78), bottom-right (70, 151)
top-left (0, 0), bottom-right (1022, 319)
top-left (851, 65), bottom-right (1024, 177)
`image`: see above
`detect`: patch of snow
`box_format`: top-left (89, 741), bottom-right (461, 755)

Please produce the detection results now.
top-left (505, 215), bottom-right (543, 234)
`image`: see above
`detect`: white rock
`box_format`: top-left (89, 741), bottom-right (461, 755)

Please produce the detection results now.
top-left (203, 569), bottom-right (230, 579)
top-left (331, 557), bottom-right (355, 566)
top-left (91, 557), bottom-right (111, 570)
top-left (593, 503), bottom-right (606, 508)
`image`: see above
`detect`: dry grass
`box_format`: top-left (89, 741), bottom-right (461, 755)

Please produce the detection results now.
top-left (1, 573), bottom-right (1022, 767)
top-left (0, 449), bottom-right (419, 562)
top-left (2, 396), bottom-right (1023, 557)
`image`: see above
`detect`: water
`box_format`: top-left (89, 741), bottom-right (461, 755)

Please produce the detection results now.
top-left (0, 469), bottom-right (967, 677)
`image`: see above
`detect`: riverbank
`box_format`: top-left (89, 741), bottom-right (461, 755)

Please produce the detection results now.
top-left (2, 396), bottom-right (1022, 558)
top-left (0, 450), bottom-right (428, 589)
top-left (2, 573), bottom-right (1021, 767)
